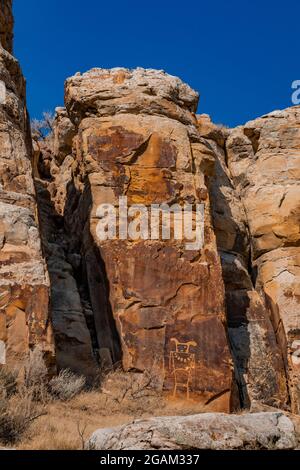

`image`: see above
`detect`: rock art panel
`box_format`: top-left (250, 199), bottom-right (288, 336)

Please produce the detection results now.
top-left (64, 68), bottom-right (233, 410)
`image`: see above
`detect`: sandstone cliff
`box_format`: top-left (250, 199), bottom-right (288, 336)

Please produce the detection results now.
top-left (35, 69), bottom-right (234, 411)
top-left (1, 1), bottom-right (299, 418)
top-left (226, 108), bottom-right (300, 413)
top-left (0, 3), bottom-right (55, 369)
top-left (198, 115), bottom-right (289, 410)
top-left (0, 0), bottom-right (13, 54)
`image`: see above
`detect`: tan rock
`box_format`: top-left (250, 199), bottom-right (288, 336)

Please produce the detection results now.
top-left (0, 45), bottom-right (55, 369)
top-left (226, 107), bottom-right (300, 413)
top-left (255, 247), bottom-right (300, 413)
top-left (64, 68), bottom-right (233, 411)
top-left (0, 0), bottom-right (13, 53)
top-left (65, 68), bottom-right (200, 137)
top-left (87, 411), bottom-right (297, 450)
top-left (226, 107), bottom-right (300, 259)
top-left (53, 107), bottom-right (76, 164)
top-left (199, 115), bottom-right (289, 410)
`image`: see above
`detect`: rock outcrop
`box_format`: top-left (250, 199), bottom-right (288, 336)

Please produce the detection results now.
top-left (226, 107), bottom-right (300, 413)
top-left (1, 2), bottom-right (299, 421)
top-left (198, 115), bottom-right (289, 410)
top-left (34, 110), bottom-right (97, 378)
top-left (54, 68), bottom-right (233, 410)
top-left (0, 4), bottom-right (55, 369)
top-left (0, 1), bottom-right (13, 54)
top-left (87, 411), bottom-right (298, 450)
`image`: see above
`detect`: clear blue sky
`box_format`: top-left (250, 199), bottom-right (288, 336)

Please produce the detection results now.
top-left (14, 0), bottom-right (299, 127)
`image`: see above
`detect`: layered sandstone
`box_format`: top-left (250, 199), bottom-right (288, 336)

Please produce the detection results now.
top-left (198, 115), bottom-right (289, 410)
top-left (0, 0), bottom-right (299, 417)
top-left (0, 0), bottom-right (13, 53)
top-left (57, 68), bottom-right (234, 410)
top-left (23, 66), bottom-right (300, 414)
top-left (34, 109), bottom-right (97, 378)
top-left (226, 107), bottom-right (300, 413)
top-left (0, 20), bottom-right (54, 367)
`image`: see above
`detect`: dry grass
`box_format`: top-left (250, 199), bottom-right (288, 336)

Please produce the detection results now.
top-left (15, 369), bottom-right (207, 450)
top-left (0, 348), bottom-right (87, 448)
top-left (0, 367), bottom-right (45, 446)
top-left (1, 351), bottom-right (206, 450)
top-left (17, 392), bottom-right (133, 450)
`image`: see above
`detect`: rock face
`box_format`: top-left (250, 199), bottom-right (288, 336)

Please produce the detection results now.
top-left (87, 411), bottom-right (297, 450)
top-left (198, 115), bottom-right (289, 410)
top-left (34, 109), bottom-right (97, 378)
top-left (59, 68), bottom-right (233, 410)
top-left (1, 2), bottom-right (300, 419)
top-left (226, 107), bottom-right (300, 413)
top-left (0, 0), bottom-right (13, 53)
top-left (0, 7), bottom-right (55, 368)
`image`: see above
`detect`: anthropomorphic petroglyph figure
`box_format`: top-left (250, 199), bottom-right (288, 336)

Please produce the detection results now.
top-left (169, 338), bottom-right (197, 399)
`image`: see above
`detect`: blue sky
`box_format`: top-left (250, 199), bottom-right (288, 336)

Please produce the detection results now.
top-left (14, 0), bottom-right (299, 127)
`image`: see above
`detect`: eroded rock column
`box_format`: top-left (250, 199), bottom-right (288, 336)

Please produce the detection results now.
top-left (34, 108), bottom-right (98, 377)
top-left (198, 115), bottom-right (289, 410)
top-left (0, 4), bottom-right (55, 368)
top-left (226, 107), bottom-right (300, 412)
top-left (0, 0), bottom-right (13, 54)
top-left (64, 68), bottom-right (233, 410)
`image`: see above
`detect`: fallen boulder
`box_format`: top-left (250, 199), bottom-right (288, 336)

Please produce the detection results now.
top-left (87, 412), bottom-right (297, 450)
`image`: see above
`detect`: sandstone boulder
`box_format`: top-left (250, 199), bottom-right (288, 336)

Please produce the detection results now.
top-left (87, 411), bottom-right (297, 450)
top-left (65, 67), bottom-right (199, 133)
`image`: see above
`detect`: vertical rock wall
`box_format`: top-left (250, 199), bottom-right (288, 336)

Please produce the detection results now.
top-left (198, 115), bottom-right (289, 410)
top-left (0, 0), bottom-right (13, 53)
top-left (0, 0), bottom-right (298, 414)
top-left (62, 68), bottom-right (234, 411)
top-left (34, 108), bottom-right (98, 378)
top-left (226, 107), bottom-right (300, 413)
top-left (0, 1), bottom-right (55, 369)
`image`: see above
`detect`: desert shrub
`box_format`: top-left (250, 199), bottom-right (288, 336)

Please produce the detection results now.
top-left (24, 347), bottom-right (48, 388)
top-left (100, 364), bottom-right (165, 416)
top-left (49, 370), bottom-right (86, 401)
top-left (0, 388), bottom-right (43, 445)
top-left (0, 367), bottom-right (18, 398)
top-left (23, 347), bottom-right (49, 403)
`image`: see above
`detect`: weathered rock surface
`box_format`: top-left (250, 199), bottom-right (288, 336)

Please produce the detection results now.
top-left (87, 411), bottom-right (297, 450)
top-left (65, 68), bottom-right (199, 134)
top-left (198, 115), bottom-right (289, 410)
top-left (0, 28), bottom-right (54, 366)
top-left (61, 68), bottom-right (233, 410)
top-left (0, 0), bottom-right (13, 53)
top-left (33, 110), bottom-right (97, 378)
top-left (0, 1), bottom-right (299, 420)
top-left (226, 107), bottom-right (300, 413)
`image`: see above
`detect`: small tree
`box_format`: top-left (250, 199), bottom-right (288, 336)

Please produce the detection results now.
top-left (31, 111), bottom-right (55, 141)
